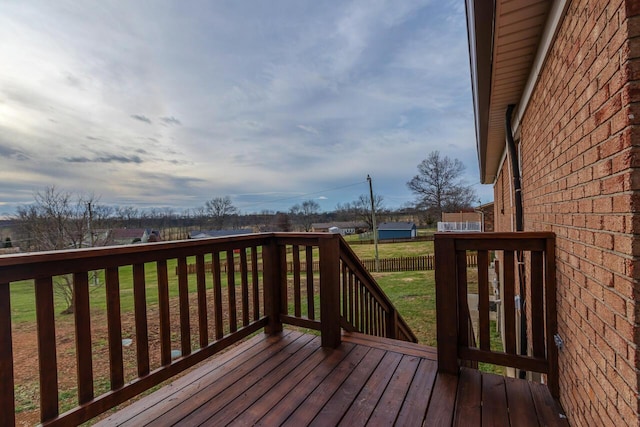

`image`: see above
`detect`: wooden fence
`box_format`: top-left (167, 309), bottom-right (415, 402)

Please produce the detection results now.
top-left (180, 253), bottom-right (478, 275)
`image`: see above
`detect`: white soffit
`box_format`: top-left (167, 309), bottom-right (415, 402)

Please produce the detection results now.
top-left (483, 0), bottom-right (551, 183)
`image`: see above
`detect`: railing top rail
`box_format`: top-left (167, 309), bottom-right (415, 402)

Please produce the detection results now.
top-left (435, 231), bottom-right (555, 240)
top-left (435, 232), bottom-right (554, 251)
top-left (0, 233), bottom-right (339, 283)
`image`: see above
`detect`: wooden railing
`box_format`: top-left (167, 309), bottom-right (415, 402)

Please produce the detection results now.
top-left (435, 232), bottom-right (558, 397)
top-left (0, 232), bottom-right (415, 426)
top-left (338, 239), bottom-right (418, 342)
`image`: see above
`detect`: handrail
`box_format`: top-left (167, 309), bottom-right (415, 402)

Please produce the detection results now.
top-left (434, 232), bottom-right (558, 398)
top-left (0, 232), bottom-right (416, 426)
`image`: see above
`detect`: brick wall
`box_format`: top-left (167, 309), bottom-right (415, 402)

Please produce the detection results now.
top-left (493, 0), bottom-right (640, 424)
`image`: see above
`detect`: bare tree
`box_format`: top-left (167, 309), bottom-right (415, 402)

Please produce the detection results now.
top-left (272, 212), bottom-right (292, 232)
top-left (290, 200), bottom-right (321, 231)
top-left (355, 194), bottom-right (385, 230)
top-left (334, 202), bottom-right (359, 222)
top-left (407, 151), bottom-right (477, 219)
top-left (15, 186), bottom-right (108, 313)
top-left (116, 205), bottom-right (140, 228)
top-left (205, 196), bottom-right (238, 229)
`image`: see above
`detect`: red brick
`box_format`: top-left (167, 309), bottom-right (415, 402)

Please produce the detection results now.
top-left (603, 214), bottom-right (625, 232)
top-left (601, 174), bottom-right (625, 193)
top-left (628, 16), bottom-right (640, 38)
top-left (493, 2), bottom-right (640, 422)
top-left (628, 37), bottom-right (640, 60)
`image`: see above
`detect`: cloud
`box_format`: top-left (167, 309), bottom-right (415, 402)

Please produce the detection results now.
top-left (130, 114), bottom-right (152, 124)
top-left (0, 1), bottom-right (484, 213)
top-left (62, 154), bottom-right (143, 164)
top-left (0, 144), bottom-right (29, 161)
top-left (297, 125), bottom-right (319, 135)
top-left (159, 116), bottom-right (182, 126)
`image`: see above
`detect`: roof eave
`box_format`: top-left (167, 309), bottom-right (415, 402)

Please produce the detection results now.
top-left (466, 0), bottom-right (496, 184)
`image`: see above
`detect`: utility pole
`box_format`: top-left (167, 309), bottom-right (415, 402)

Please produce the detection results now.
top-left (367, 175), bottom-right (380, 272)
top-left (88, 201), bottom-right (99, 285)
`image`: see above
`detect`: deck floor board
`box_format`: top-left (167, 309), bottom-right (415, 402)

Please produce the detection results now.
top-left (96, 330), bottom-right (568, 426)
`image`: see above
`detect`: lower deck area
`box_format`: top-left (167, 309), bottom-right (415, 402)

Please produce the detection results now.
top-left (96, 329), bottom-right (568, 426)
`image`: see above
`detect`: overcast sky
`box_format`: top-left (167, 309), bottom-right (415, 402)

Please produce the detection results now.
top-left (0, 0), bottom-right (492, 216)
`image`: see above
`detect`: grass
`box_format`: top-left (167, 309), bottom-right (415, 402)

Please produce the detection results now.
top-left (348, 240), bottom-right (434, 258)
top-left (370, 270), bottom-right (438, 346)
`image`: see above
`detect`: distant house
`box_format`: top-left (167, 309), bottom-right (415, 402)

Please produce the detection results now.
top-left (110, 228), bottom-right (158, 245)
top-left (188, 229), bottom-right (253, 239)
top-left (377, 222), bottom-right (417, 240)
top-left (438, 211), bottom-right (482, 232)
top-left (311, 221), bottom-right (369, 235)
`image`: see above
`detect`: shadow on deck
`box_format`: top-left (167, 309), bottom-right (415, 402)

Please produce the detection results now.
top-left (97, 330), bottom-right (568, 426)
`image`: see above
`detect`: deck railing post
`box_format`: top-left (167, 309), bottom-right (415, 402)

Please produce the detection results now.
top-left (545, 236), bottom-right (559, 398)
top-left (435, 234), bottom-right (459, 374)
top-left (263, 237), bottom-right (283, 335)
top-left (386, 308), bottom-right (398, 339)
top-left (319, 234), bottom-right (341, 348)
top-left (0, 282), bottom-right (15, 427)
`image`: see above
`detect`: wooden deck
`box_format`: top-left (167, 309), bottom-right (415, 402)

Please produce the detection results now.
top-left (96, 330), bottom-right (568, 426)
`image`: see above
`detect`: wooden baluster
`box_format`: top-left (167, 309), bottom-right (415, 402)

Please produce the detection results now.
top-left (73, 272), bottom-right (94, 403)
top-left (367, 296), bottom-right (372, 335)
top-left (251, 247), bottom-right (260, 321)
top-left (195, 254), bottom-right (209, 348)
top-left (279, 245), bottom-right (287, 316)
top-left (306, 246), bottom-right (315, 320)
top-left (357, 280), bottom-right (363, 331)
top-left (457, 250), bottom-right (469, 349)
top-left (347, 271), bottom-right (354, 325)
top-left (35, 277), bottom-right (59, 421)
top-left (503, 251), bottom-right (516, 354)
top-left (132, 263), bottom-right (149, 376)
top-left (105, 268), bottom-right (124, 388)
top-left (227, 250), bottom-right (237, 333)
top-left (531, 251), bottom-right (545, 359)
top-left (157, 260), bottom-right (171, 366)
top-left (478, 250), bottom-right (490, 351)
top-left (373, 302), bottom-right (379, 336)
top-left (240, 248), bottom-right (250, 327)
top-left (387, 307), bottom-right (398, 339)
top-left (341, 262), bottom-right (347, 321)
top-left (0, 282), bottom-right (15, 427)
top-left (177, 257), bottom-right (191, 356)
top-left (293, 245), bottom-right (301, 317)
top-left (212, 252), bottom-right (224, 339)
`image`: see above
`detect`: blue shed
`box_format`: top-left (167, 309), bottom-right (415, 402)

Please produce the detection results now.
top-left (377, 222), bottom-right (417, 240)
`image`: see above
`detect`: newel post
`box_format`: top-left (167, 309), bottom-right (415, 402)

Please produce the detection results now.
top-left (386, 308), bottom-right (398, 339)
top-left (263, 237), bottom-right (283, 335)
top-left (319, 234), bottom-right (341, 348)
top-left (435, 234), bottom-right (459, 374)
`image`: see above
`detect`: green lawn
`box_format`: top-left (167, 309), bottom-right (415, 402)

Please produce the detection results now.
top-left (370, 270), bottom-right (437, 346)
